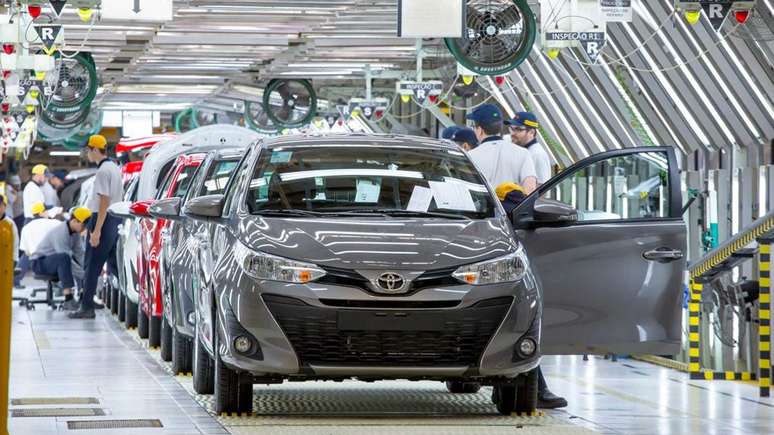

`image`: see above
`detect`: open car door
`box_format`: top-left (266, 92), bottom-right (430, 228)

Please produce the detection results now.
top-left (513, 147), bottom-right (685, 355)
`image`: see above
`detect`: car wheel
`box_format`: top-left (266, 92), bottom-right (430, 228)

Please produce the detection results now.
top-left (149, 315), bottom-right (161, 347)
top-left (125, 297), bottom-right (138, 328)
top-left (213, 315), bottom-right (252, 415)
top-left (193, 323), bottom-right (214, 394)
top-left (445, 381), bottom-right (481, 394)
top-left (172, 325), bottom-right (193, 375)
top-left (117, 292), bottom-right (126, 322)
top-left (492, 384), bottom-right (516, 416)
top-left (110, 285), bottom-right (119, 315)
top-left (137, 303), bottom-right (149, 339)
top-left (160, 312), bottom-right (173, 361)
top-left (515, 369), bottom-right (538, 414)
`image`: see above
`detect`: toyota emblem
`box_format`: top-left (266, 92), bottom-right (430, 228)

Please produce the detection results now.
top-left (376, 272), bottom-right (406, 293)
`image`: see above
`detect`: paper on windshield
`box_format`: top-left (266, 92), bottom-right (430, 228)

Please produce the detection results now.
top-left (270, 151), bottom-right (292, 163)
top-left (406, 186), bottom-right (432, 212)
top-left (355, 179), bottom-right (381, 203)
top-left (428, 181), bottom-right (476, 212)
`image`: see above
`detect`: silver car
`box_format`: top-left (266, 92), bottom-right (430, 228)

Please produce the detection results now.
top-left (174, 134), bottom-right (684, 415)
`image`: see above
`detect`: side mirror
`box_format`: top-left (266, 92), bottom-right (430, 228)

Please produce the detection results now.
top-left (108, 201), bottom-right (133, 219)
top-left (532, 199), bottom-right (578, 224)
top-left (183, 194), bottom-right (225, 222)
top-left (129, 200), bottom-right (155, 218)
top-left (149, 197), bottom-right (183, 221)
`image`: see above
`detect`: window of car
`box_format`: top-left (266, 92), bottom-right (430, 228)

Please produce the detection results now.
top-left (170, 165), bottom-right (200, 199)
top-left (155, 160), bottom-right (175, 191)
top-left (541, 151), bottom-right (671, 221)
top-left (244, 145), bottom-right (496, 218)
top-left (196, 159), bottom-right (240, 198)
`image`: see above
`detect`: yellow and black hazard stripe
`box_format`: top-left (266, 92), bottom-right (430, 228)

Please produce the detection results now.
top-left (688, 280), bottom-right (703, 379)
top-left (690, 215), bottom-right (774, 279)
top-left (701, 371), bottom-right (756, 381)
top-left (759, 243), bottom-right (771, 397)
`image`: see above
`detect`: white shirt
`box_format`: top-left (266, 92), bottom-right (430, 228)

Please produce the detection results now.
top-left (526, 141), bottom-right (552, 184)
top-left (469, 137), bottom-right (537, 189)
top-left (23, 181), bottom-right (45, 218)
top-left (42, 182), bottom-right (60, 207)
top-left (19, 217), bottom-right (60, 257)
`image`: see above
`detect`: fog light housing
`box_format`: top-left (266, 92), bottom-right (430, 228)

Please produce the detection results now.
top-left (519, 338), bottom-right (536, 357)
top-left (234, 336), bottom-right (253, 354)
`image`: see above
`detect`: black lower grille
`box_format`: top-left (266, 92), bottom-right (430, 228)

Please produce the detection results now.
top-left (264, 294), bottom-right (511, 367)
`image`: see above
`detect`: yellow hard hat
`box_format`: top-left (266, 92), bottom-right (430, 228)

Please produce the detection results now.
top-left (88, 134), bottom-right (107, 150)
top-left (31, 201), bottom-right (46, 215)
top-left (71, 207), bottom-right (92, 224)
top-left (31, 164), bottom-right (48, 176)
top-left (495, 182), bottom-right (525, 201)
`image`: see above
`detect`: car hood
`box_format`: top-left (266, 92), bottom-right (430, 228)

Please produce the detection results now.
top-left (236, 216), bottom-right (518, 270)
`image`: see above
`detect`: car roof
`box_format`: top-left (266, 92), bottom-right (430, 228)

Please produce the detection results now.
top-left (259, 133), bottom-right (458, 151)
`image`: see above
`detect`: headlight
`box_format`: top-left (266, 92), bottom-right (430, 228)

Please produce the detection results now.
top-left (452, 246), bottom-right (529, 285)
top-left (235, 242), bottom-right (326, 284)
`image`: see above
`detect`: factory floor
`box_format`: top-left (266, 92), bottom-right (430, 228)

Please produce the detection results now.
top-left (7, 285), bottom-right (774, 435)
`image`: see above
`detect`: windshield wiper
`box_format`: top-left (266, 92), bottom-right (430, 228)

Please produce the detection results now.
top-left (254, 209), bottom-right (328, 217)
top-left (335, 209), bottom-right (470, 220)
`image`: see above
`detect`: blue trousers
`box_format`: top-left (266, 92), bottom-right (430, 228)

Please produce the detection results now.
top-left (31, 253), bottom-right (75, 289)
top-left (81, 214), bottom-right (120, 310)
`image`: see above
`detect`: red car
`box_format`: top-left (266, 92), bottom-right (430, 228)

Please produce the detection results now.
top-left (117, 134), bottom-right (178, 183)
top-left (130, 153), bottom-right (204, 346)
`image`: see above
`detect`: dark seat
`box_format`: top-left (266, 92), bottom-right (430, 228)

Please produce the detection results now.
top-left (19, 274), bottom-right (62, 310)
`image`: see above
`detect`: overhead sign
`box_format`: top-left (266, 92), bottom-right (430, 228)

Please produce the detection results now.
top-left (397, 81), bottom-right (444, 105)
top-left (49, 0), bottom-right (68, 17)
top-left (700, 1), bottom-right (733, 30)
top-left (16, 79), bottom-right (40, 100)
top-left (34, 25), bottom-right (62, 55)
top-left (324, 114), bottom-right (338, 128)
top-left (544, 31), bottom-right (607, 63)
top-left (348, 98), bottom-right (389, 121)
top-left (100, 0), bottom-right (173, 22)
top-left (600, 0), bottom-right (633, 22)
top-left (397, 0), bottom-right (464, 38)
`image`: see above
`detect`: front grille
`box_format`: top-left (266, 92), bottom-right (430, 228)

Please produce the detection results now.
top-left (317, 266), bottom-right (461, 294)
top-left (264, 294), bottom-right (511, 367)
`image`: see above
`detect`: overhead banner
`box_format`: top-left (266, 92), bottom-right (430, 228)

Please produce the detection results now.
top-left (544, 31), bottom-right (607, 63)
top-left (600, 0), bottom-right (633, 22)
top-left (397, 0), bottom-right (464, 38)
top-left (397, 81), bottom-right (444, 105)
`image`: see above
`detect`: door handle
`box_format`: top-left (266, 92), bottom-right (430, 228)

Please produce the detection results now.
top-left (643, 248), bottom-right (684, 263)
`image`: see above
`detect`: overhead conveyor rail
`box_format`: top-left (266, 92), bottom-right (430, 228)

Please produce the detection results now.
top-left (689, 210), bottom-right (774, 281)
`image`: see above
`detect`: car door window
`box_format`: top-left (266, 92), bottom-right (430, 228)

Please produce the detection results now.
top-left (541, 151), bottom-right (671, 221)
top-left (198, 160), bottom-right (239, 197)
top-left (171, 165), bottom-right (199, 199)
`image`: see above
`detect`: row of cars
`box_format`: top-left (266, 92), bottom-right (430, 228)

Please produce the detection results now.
top-left (106, 127), bottom-right (687, 415)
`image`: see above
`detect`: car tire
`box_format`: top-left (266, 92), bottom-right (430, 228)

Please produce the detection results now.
top-left (117, 292), bottom-right (126, 322)
top-left (149, 315), bottom-right (161, 347)
top-left (445, 381), bottom-right (481, 394)
top-left (213, 316), bottom-right (252, 415)
top-left (172, 325), bottom-right (193, 375)
top-left (515, 369), bottom-right (538, 414)
top-left (137, 303), bottom-right (149, 339)
top-left (193, 325), bottom-right (214, 394)
top-left (110, 285), bottom-right (119, 315)
top-left (160, 312), bottom-right (173, 361)
top-left (492, 384), bottom-right (516, 416)
top-left (125, 297), bottom-right (138, 329)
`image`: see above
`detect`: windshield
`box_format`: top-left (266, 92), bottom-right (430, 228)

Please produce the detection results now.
top-left (245, 145), bottom-right (496, 218)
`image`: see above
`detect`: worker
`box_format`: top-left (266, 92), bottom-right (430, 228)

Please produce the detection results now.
top-left (70, 135), bottom-right (123, 319)
top-left (450, 127), bottom-right (479, 151)
top-left (29, 207), bottom-right (92, 312)
top-left (18, 201), bottom-right (59, 288)
top-left (43, 169), bottom-right (65, 208)
top-left (495, 182), bottom-right (568, 409)
top-left (23, 164), bottom-right (50, 222)
top-left (506, 112), bottom-right (552, 185)
top-left (466, 104), bottom-right (538, 194)
top-left (0, 193), bottom-right (19, 273)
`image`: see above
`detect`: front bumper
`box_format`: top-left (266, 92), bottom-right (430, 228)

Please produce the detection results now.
top-left (215, 268), bottom-right (541, 380)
